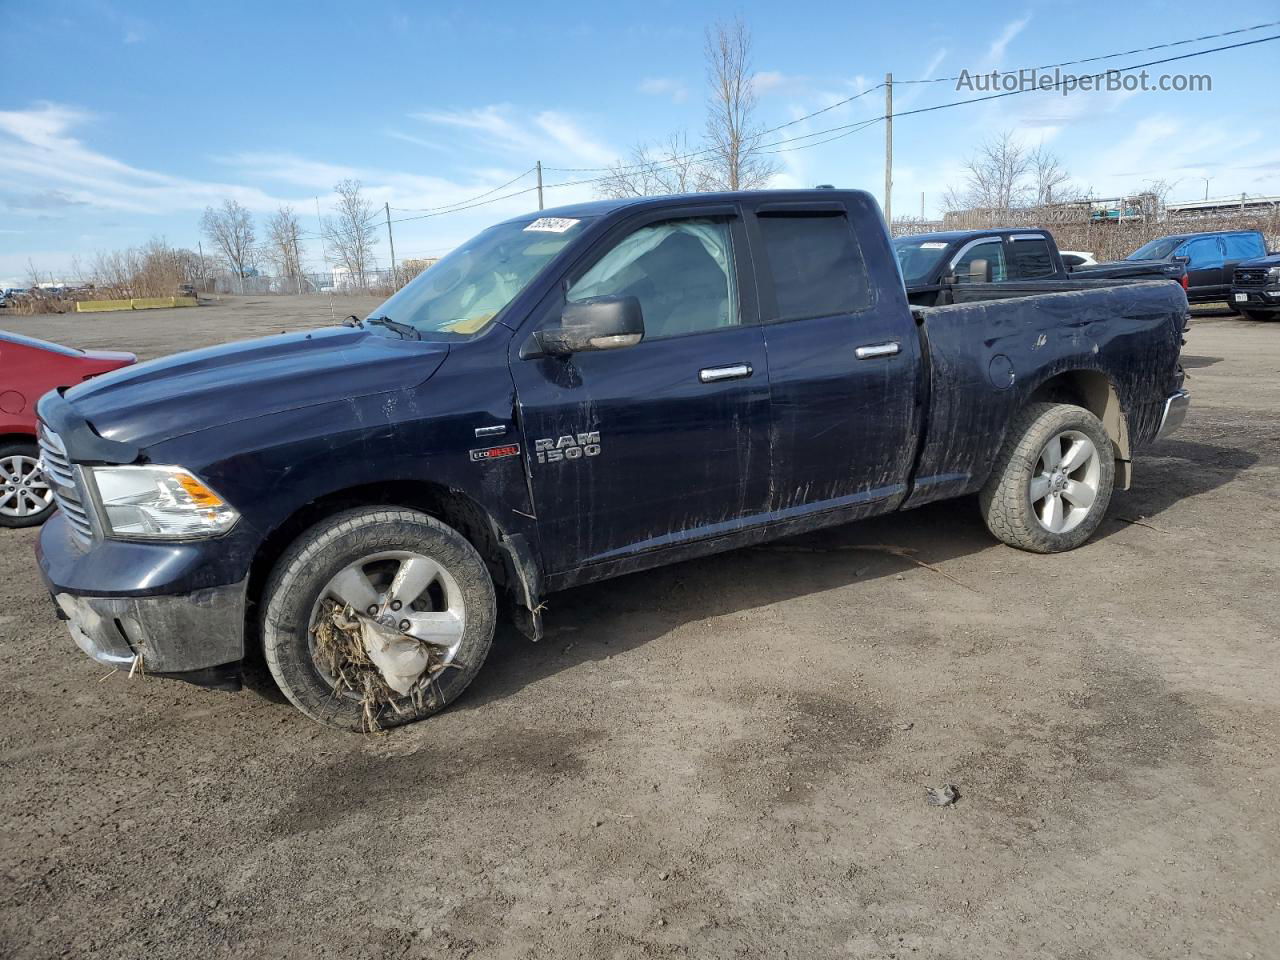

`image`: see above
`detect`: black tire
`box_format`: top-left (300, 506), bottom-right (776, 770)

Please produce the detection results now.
top-left (261, 507), bottom-right (496, 730)
top-left (0, 441), bottom-right (56, 528)
top-left (979, 402), bottom-right (1115, 554)
top-left (1242, 309), bottom-right (1276, 322)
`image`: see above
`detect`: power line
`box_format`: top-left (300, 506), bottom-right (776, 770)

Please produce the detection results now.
top-left (304, 23), bottom-right (1280, 233)
top-left (889, 33), bottom-right (1280, 119)
top-left (542, 18), bottom-right (1280, 176)
top-left (389, 166), bottom-right (537, 213)
top-left (895, 19), bottom-right (1280, 82)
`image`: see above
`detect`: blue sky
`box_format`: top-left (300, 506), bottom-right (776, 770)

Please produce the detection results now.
top-left (2, 0), bottom-right (1278, 286)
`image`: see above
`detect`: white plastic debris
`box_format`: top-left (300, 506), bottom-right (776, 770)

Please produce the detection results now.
top-left (359, 618), bottom-right (431, 695)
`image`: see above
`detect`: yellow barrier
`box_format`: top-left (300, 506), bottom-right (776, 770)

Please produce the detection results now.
top-left (75, 299), bottom-right (133, 312)
top-left (76, 296), bottom-right (198, 313)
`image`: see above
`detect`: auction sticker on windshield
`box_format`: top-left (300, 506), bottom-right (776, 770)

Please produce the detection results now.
top-left (921, 242), bottom-right (948, 249)
top-left (525, 218), bottom-right (580, 233)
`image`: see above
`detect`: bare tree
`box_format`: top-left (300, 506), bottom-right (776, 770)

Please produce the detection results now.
top-left (944, 131), bottom-right (1032, 214)
top-left (200, 199), bottom-right (256, 281)
top-left (597, 132), bottom-right (709, 199)
top-left (323, 179), bottom-right (378, 288)
top-left (1029, 145), bottom-right (1077, 206)
top-left (702, 16), bottom-right (778, 191)
top-left (266, 205), bottom-right (304, 285)
top-left (595, 16), bottom-right (777, 199)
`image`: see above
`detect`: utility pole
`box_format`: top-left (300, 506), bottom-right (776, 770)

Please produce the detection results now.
top-left (536, 160), bottom-right (544, 211)
top-left (315, 196), bottom-right (334, 323)
top-left (883, 73), bottom-right (893, 227)
top-left (291, 234), bottom-right (303, 295)
top-left (1202, 178), bottom-right (1210, 201)
top-left (920, 192), bottom-right (925, 221)
top-left (197, 240), bottom-right (205, 294)
top-left (384, 202), bottom-right (397, 285)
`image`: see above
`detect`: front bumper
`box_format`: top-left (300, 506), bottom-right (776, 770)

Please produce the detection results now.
top-left (1156, 389), bottom-right (1190, 440)
top-left (38, 513), bottom-right (249, 688)
top-left (1231, 288), bottom-right (1280, 312)
top-left (51, 580), bottom-right (247, 680)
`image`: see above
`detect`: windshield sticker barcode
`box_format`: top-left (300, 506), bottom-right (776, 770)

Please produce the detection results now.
top-left (920, 242), bottom-right (948, 249)
top-left (524, 218), bottom-right (580, 233)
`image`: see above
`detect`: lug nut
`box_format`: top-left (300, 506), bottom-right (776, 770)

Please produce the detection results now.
top-left (399, 619), bottom-right (411, 631)
top-left (367, 604), bottom-right (379, 615)
top-left (390, 600), bottom-right (402, 611)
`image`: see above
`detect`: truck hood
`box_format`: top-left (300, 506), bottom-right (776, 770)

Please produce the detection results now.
top-left (1238, 253), bottom-right (1280, 268)
top-left (61, 326), bottom-right (449, 451)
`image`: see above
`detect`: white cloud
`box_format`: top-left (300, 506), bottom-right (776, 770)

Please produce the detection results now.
top-left (752, 71), bottom-right (789, 95)
top-left (0, 102), bottom-right (287, 215)
top-left (984, 14), bottom-right (1031, 65)
top-left (410, 104), bottom-right (616, 168)
top-left (638, 76), bottom-right (689, 103)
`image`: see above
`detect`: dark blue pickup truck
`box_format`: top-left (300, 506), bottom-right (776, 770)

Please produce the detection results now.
top-left (36, 189), bottom-right (1191, 730)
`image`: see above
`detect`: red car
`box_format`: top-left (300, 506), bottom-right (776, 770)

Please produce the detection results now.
top-left (0, 332), bottom-right (136, 527)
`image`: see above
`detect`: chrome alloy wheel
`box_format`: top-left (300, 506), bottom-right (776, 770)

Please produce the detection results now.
top-left (1029, 429), bottom-right (1101, 534)
top-left (308, 550), bottom-right (466, 693)
top-left (0, 454), bottom-right (52, 519)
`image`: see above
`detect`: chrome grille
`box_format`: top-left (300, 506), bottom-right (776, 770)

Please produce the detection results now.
top-left (37, 424), bottom-right (94, 545)
top-left (1234, 268), bottom-right (1269, 287)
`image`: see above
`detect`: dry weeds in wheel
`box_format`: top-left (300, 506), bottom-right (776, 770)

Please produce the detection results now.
top-left (310, 599), bottom-right (453, 732)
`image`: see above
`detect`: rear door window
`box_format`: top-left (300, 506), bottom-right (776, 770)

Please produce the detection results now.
top-left (1224, 233), bottom-right (1265, 260)
top-left (756, 212), bottom-right (871, 320)
top-left (1008, 235), bottom-right (1057, 279)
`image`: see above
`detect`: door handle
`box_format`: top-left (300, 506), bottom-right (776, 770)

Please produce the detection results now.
top-left (854, 341), bottom-right (901, 360)
top-left (699, 363), bottom-right (753, 383)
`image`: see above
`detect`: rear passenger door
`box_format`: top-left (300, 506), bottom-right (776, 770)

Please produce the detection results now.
top-left (745, 197), bottom-right (922, 514)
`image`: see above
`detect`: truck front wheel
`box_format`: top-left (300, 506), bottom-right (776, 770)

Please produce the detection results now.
top-left (261, 507), bottom-right (496, 730)
top-left (979, 402), bottom-right (1115, 553)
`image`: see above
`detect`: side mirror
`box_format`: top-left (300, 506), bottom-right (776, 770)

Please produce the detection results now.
top-left (1172, 255), bottom-right (1190, 265)
top-left (537, 296), bottom-right (644, 356)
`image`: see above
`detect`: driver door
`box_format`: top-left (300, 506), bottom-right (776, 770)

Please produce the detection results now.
top-left (509, 207), bottom-right (771, 576)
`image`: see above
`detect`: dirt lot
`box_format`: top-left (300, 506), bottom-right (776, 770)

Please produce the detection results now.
top-left (2, 297), bottom-right (1277, 959)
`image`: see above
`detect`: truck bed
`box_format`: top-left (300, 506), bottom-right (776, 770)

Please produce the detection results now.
top-left (904, 280), bottom-right (1188, 508)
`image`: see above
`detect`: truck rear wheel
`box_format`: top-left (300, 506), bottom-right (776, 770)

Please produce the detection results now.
top-left (979, 402), bottom-right (1115, 553)
top-left (261, 507), bottom-right (496, 730)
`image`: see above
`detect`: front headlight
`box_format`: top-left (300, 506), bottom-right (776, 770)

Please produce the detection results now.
top-left (87, 465), bottom-right (239, 539)
top-left (1268, 266), bottom-right (1280, 282)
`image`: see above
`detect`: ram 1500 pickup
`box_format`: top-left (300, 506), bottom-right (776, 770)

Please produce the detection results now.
top-left (893, 228), bottom-right (1187, 307)
top-left (36, 190), bottom-right (1191, 730)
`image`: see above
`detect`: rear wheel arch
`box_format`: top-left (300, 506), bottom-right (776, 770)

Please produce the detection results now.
top-left (1026, 370), bottom-right (1131, 487)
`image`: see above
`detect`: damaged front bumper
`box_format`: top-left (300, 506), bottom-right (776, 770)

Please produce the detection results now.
top-left (37, 513), bottom-right (249, 690)
top-left (51, 583), bottom-right (247, 689)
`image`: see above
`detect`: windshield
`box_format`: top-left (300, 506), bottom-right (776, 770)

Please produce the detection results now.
top-left (892, 236), bottom-right (953, 285)
top-left (1126, 237), bottom-right (1181, 261)
top-left (367, 215), bottom-right (593, 338)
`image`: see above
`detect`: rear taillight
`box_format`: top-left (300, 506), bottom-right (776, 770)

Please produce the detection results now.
top-left (1180, 273), bottom-right (1189, 291)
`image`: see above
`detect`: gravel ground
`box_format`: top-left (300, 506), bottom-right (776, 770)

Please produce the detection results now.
top-left (1, 298), bottom-right (1277, 959)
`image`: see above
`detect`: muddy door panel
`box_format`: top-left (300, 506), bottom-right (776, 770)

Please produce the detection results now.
top-left (747, 200), bottom-right (921, 514)
top-left (512, 326), bottom-right (771, 574)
